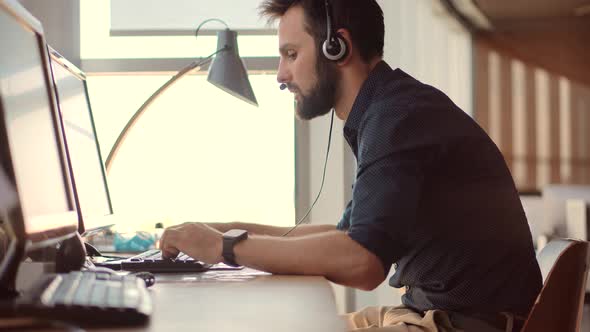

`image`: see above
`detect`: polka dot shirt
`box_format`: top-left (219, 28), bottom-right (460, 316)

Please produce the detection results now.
top-left (337, 61), bottom-right (541, 316)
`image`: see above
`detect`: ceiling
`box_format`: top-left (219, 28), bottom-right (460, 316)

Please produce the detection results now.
top-left (445, 0), bottom-right (590, 86)
top-left (474, 0), bottom-right (590, 20)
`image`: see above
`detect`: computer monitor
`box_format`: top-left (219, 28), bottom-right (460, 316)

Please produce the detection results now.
top-left (47, 48), bottom-right (114, 234)
top-left (0, 0), bottom-right (78, 295)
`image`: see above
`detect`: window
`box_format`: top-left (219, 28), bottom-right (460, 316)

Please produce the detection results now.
top-left (81, 1), bottom-right (294, 231)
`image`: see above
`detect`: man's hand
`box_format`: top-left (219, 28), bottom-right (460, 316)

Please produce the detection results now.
top-left (159, 222), bottom-right (223, 264)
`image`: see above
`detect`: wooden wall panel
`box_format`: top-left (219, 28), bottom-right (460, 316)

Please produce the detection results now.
top-left (473, 35), bottom-right (590, 191)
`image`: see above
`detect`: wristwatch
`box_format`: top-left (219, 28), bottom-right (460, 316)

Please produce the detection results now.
top-left (222, 229), bottom-right (248, 267)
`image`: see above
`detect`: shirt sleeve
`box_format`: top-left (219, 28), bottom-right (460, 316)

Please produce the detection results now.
top-left (336, 200), bottom-right (352, 231)
top-left (346, 108), bottom-right (441, 275)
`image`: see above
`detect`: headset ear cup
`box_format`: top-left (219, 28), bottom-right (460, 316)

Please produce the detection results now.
top-left (322, 34), bottom-right (347, 61)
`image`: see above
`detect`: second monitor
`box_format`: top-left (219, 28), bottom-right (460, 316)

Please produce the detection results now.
top-left (48, 48), bottom-right (114, 233)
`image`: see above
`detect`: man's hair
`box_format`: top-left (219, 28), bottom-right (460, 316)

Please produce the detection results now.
top-left (259, 0), bottom-right (384, 63)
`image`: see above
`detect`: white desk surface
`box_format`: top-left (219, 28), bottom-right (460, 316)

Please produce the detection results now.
top-left (92, 268), bottom-right (346, 332)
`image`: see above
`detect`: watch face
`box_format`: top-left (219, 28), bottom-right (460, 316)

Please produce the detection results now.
top-left (224, 229), bottom-right (247, 239)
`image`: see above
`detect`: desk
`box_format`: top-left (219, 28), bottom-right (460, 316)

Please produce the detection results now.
top-left (94, 268), bottom-right (345, 332)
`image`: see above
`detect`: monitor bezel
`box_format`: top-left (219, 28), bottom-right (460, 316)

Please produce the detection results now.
top-left (0, 0), bottom-right (78, 250)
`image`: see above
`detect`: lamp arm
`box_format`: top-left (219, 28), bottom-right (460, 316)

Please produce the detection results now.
top-left (104, 47), bottom-right (228, 173)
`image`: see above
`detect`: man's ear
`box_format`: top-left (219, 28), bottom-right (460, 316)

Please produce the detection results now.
top-left (335, 28), bottom-right (353, 65)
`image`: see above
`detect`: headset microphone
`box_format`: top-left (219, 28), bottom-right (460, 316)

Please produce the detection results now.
top-left (280, 83), bottom-right (287, 90)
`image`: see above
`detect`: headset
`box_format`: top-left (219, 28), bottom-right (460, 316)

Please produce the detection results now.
top-left (322, 0), bottom-right (347, 61)
top-left (279, 1), bottom-right (343, 236)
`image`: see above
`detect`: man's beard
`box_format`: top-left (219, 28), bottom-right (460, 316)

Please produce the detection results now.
top-left (295, 56), bottom-right (340, 120)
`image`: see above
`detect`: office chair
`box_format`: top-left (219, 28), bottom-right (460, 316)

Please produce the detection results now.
top-left (521, 239), bottom-right (590, 332)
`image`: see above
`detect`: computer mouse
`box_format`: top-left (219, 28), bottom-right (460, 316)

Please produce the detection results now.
top-left (132, 271), bottom-right (156, 287)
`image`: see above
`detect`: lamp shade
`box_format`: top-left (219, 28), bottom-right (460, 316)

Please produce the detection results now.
top-left (207, 29), bottom-right (258, 107)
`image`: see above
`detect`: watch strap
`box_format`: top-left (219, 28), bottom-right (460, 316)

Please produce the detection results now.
top-left (222, 229), bottom-right (248, 267)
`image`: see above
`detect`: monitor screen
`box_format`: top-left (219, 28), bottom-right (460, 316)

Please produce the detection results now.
top-left (49, 50), bottom-right (114, 230)
top-left (0, 1), bottom-right (77, 247)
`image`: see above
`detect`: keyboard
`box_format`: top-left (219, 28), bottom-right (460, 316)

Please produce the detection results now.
top-left (15, 270), bottom-right (151, 326)
top-left (121, 249), bottom-right (212, 273)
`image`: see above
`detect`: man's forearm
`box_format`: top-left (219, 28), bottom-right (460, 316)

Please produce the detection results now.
top-left (206, 222), bottom-right (336, 237)
top-left (162, 222), bottom-right (384, 290)
top-left (232, 230), bottom-right (386, 290)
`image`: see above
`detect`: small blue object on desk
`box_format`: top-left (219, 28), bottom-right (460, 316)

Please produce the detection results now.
top-left (114, 231), bottom-right (155, 252)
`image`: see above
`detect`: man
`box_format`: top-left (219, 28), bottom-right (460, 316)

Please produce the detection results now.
top-left (160, 0), bottom-right (542, 331)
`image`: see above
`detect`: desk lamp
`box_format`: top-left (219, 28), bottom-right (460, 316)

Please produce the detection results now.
top-left (104, 19), bottom-right (258, 173)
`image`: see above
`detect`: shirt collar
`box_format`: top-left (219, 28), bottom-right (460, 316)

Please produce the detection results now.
top-left (343, 60), bottom-right (394, 150)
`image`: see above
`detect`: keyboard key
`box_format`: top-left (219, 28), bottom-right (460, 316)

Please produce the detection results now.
top-left (71, 274), bottom-right (95, 306)
top-left (122, 287), bottom-right (140, 309)
top-left (89, 283), bottom-right (107, 307)
top-left (106, 283), bottom-right (123, 308)
top-left (40, 275), bottom-right (63, 306)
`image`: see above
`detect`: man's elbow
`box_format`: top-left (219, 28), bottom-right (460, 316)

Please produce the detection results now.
top-left (355, 251), bottom-right (386, 291)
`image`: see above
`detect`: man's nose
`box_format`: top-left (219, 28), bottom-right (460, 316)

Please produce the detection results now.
top-left (276, 58), bottom-right (291, 84)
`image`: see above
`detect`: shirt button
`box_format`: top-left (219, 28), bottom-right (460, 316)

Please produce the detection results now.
top-left (393, 263), bottom-right (398, 269)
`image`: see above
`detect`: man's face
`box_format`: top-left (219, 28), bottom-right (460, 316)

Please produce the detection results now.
top-left (277, 5), bottom-right (339, 120)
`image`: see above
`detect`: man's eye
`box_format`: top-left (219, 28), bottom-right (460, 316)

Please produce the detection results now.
top-left (287, 51), bottom-right (297, 60)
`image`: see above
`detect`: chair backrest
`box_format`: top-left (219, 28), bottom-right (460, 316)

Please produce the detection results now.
top-left (522, 239), bottom-right (590, 332)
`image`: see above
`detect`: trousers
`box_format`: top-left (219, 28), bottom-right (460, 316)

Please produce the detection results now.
top-left (342, 306), bottom-right (522, 332)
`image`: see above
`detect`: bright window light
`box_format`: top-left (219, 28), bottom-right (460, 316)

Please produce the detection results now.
top-left (80, 0), bottom-right (293, 231)
top-left (86, 74), bottom-right (295, 230)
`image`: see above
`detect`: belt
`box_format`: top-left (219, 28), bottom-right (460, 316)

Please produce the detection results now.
top-left (450, 312), bottom-right (526, 332)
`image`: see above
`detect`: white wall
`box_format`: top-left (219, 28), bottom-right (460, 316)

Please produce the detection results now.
top-left (381, 0), bottom-right (473, 115)
top-left (18, 0), bottom-right (80, 67)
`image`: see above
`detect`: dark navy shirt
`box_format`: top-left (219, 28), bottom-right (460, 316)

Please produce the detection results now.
top-left (336, 61), bottom-right (541, 316)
